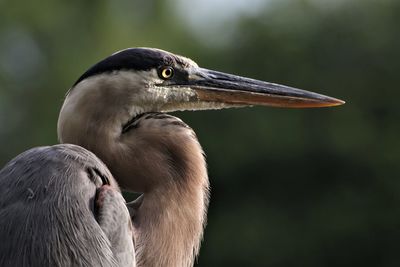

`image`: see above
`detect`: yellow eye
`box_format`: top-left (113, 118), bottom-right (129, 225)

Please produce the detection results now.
top-left (160, 67), bottom-right (174, 79)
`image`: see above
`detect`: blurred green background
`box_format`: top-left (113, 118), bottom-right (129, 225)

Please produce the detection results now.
top-left (1, 0), bottom-right (399, 266)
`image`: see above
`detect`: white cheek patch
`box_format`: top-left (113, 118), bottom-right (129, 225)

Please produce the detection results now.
top-left (161, 101), bottom-right (246, 113)
top-left (141, 69), bottom-right (200, 109)
top-left (148, 86), bottom-right (197, 104)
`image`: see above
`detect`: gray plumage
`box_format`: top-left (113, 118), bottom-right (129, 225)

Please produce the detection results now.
top-left (0, 144), bottom-right (135, 267)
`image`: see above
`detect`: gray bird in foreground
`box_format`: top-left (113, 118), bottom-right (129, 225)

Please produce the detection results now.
top-left (1, 48), bottom-right (344, 267)
top-left (0, 144), bottom-right (135, 266)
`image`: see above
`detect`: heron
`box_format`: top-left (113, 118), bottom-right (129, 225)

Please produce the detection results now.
top-left (0, 47), bottom-right (344, 267)
top-left (0, 144), bottom-right (135, 266)
top-left (57, 47), bottom-right (344, 266)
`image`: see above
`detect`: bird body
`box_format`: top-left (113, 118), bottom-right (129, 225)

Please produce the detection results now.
top-left (0, 144), bottom-right (135, 267)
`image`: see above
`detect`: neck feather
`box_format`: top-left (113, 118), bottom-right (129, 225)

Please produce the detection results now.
top-left (58, 79), bottom-right (210, 267)
top-left (133, 145), bottom-right (209, 267)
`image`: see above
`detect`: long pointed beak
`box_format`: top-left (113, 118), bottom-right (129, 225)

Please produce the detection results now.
top-left (183, 68), bottom-right (344, 108)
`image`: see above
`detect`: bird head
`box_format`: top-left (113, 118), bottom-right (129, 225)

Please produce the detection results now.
top-left (59, 47), bottom-right (343, 138)
top-left (69, 47), bottom-right (343, 112)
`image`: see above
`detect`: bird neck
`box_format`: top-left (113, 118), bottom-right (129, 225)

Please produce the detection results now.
top-left (58, 83), bottom-right (211, 266)
top-left (133, 158), bottom-right (209, 267)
